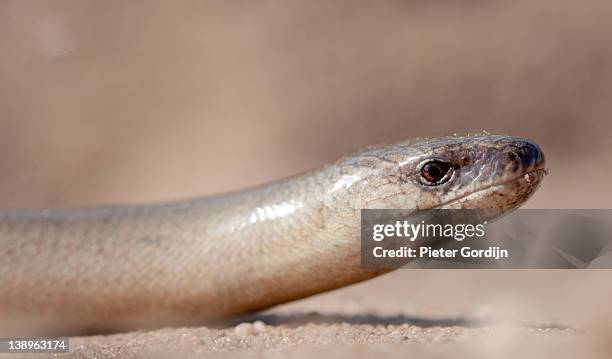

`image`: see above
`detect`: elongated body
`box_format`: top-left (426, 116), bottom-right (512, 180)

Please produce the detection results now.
top-left (0, 135), bottom-right (546, 334)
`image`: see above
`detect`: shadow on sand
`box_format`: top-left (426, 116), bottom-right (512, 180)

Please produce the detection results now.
top-left (219, 312), bottom-right (572, 331)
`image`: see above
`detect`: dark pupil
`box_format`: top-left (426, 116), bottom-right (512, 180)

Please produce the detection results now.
top-left (425, 164), bottom-right (441, 178)
top-left (422, 161), bottom-right (450, 183)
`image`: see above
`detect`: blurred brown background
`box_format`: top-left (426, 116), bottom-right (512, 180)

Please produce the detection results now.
top-left (1, 0), bottom-right (612, 355)
top-left (1, 0), bottom-right (610, 209)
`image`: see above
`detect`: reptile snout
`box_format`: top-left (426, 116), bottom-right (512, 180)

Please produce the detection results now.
top-left (504, 139), bottom-right (545, 173)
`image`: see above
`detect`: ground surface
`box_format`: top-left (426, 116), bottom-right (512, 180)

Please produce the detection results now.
top-left (4, 271), bottom-right (611, 358)
top-left (62, 324), bottom-right (579, 359)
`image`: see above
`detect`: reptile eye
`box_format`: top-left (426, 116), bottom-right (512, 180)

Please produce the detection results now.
top-left (420, 160), bottom-right (452, 185)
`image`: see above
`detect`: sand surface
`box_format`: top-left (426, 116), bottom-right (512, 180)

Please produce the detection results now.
top-left (7, 271), bottom-right (611, 358)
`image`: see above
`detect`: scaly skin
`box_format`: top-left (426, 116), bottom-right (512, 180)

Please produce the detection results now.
top-left (0, 135), bottom-right (545, 335)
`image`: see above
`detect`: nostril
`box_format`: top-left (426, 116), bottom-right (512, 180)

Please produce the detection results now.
top-left (511, 142), bottom-right (544, 168)
top-left (521, 142), bottom-right (542, 167)
top-left (504, 140), bottom-right (545, 171)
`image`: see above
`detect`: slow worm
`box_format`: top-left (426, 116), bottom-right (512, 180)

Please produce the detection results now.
top-left (0, 134), bottom-right (546, 334)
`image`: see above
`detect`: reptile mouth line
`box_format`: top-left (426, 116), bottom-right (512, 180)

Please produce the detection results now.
top-left (433, 167), bottom-right (547, 209)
